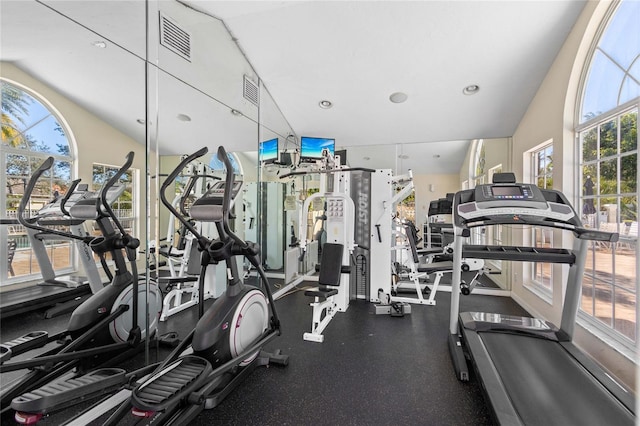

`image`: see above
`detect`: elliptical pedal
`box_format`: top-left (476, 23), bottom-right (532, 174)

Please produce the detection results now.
top-left (132, 355), bottom-right (212, 412)
top-left (12, 368), bottom-right (127, 415)
top-left (0, 331), bottom-right (49, 362)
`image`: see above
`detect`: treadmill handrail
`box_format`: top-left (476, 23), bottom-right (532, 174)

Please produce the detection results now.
top-left (452, 187), bottom-right (618, 242)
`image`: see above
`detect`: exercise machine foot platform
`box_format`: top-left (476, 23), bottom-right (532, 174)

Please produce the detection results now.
top-left (102, 146), bottom-right (288, 425)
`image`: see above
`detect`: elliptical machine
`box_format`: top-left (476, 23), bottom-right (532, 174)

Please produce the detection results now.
top-left (104, 146), bottom-right (288, 425)
top-left (1, 152), bottom-right (161, 418)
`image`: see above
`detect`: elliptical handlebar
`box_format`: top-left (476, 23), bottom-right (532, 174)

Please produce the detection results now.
top-left (160, 147), bottom-right (209, 248)
top-left (18, 156), bottom-right (55, 226)
top-left (59, 179), bottom-right (81, 216)
top-left (217, 146), bottom-right (247, 250)
top-left (17, 157), bottom-right (87, 242)
top-left (100, 151), bottom-right (135, 240)
top-left (179, 173), bottom-right (221, 217)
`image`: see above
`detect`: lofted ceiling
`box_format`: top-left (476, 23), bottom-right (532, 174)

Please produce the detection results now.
top-left (186, 0), bottom-right (587, 173)
top-left (1, 0), bottom-right (587, 175)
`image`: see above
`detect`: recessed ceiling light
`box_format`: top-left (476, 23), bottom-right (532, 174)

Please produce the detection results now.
top-left (319, 100), bottom-right (333, 109)
top-left (92, 41), bottom-right (107, 49)
top-left (389, 92), bottom-right (408, 103)
top-left (177, 113), bottom-right (191, 122)
top-left (136, 118), bottom-right (145, 125)
top-left (231, 109), bottom-right (243, 116)
top-left (463, 84), bottom-right (480, 95)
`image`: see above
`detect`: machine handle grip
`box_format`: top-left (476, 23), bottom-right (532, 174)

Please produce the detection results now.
top-left (217, 146), bottom-right (233, 219)
top-left (575, 227), bottom-right (619, 242)
top-left (60, 179), bottom-right (81, 216)
top-left (216, 146), bottom-right (247, 249)
top-left (17, 157), bottom-right (55, 227)
top-left (160, 148), bottom-right (209, 247)
top-left (16, 157), bottom-right (87, 241)
top-left (100, 151), bottom-right (135, 236)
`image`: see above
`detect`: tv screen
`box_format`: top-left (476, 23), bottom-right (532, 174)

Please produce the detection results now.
top-left (259, 138), bottom-right (278, 163)
top-left (300, 136), bottom-right (335, 161)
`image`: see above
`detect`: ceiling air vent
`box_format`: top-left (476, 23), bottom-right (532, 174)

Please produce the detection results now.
top-left (243, 76), bottom-right (259, 106)
top-left (160, 12), bottom-right (191, 61)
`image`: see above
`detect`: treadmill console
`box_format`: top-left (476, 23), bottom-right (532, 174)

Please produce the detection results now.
top-left (457, 183), bottom-right (575, 223)
top-left (475, 183), bottom-right (544, 209)
top-left (202, 180), bottom-right (243, 200)
top-left (38, 185), bottom-right (94, 217)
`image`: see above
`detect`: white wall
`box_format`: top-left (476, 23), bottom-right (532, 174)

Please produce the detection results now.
top-left (414, 173), bottom-right (459, 227)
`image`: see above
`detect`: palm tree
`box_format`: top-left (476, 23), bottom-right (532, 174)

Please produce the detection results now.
top-left (1, 81), bottom-right (31, 147)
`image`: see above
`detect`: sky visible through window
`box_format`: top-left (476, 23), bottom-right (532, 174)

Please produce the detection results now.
top-left (2, 81), bottom-right (68, 156)
top-left (581, 0), bottom-right (640, 122)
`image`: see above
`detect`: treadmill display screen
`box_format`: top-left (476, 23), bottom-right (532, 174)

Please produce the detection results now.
top-left (492, 186), bottom-right (523, 197)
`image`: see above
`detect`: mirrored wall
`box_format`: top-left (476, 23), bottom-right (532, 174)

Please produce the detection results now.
top-left (1, 1), bottom-right (513, 326)
top-left (0, 0), bottom-right (293, 363)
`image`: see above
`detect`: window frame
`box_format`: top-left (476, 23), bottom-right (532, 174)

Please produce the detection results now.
top-left (525, 142), bottom-right (554, 301)
top-left (573, 0), bottom-right (639, 357)
top-left (1, 79), bottom-right (77, 285)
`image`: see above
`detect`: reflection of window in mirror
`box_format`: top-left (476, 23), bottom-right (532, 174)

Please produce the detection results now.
top-left (473, 139), bottom-right (486, 180)
top-left (1, 79), bottom-right (75, 283)
top-left (469, 140), bottom-right (486, 245)
top-left (527, 142), bottom-right (554, 296)
top-left (396, 190), bottom-right (415, 224)
top-left (209, 152), bottom-right (243, 176)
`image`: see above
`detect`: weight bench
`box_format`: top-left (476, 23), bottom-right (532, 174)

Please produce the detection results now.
top-left (303, 243), bottom-right (348, 343)
top-left (392, 224), bottom-right (484, 305)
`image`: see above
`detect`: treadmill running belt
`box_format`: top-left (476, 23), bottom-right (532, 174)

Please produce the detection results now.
top-left (0, 285), bottom-right (90, 318)
top-left (481, 332), bottom-right (633, 426)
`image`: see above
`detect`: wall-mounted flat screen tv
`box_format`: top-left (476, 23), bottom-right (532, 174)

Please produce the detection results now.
top-left (259, 138), bottom-right (278, 164)
top-left (300, 136), bottom-right (335, 162)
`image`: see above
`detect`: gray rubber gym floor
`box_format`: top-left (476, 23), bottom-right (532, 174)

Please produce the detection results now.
top-left (0, 279), bottom-right (529, 425)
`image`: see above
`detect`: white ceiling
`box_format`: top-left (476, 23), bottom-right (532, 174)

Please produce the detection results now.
top-left (191, 0), bottom-right (584, 145)
top-left (188, 1), bottom-right (587, 161)
top-left (1, 0), bottom-right (587, 175)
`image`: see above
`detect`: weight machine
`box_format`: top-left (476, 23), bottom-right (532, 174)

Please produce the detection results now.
top-left (277, 150), bottom-right (365, 342)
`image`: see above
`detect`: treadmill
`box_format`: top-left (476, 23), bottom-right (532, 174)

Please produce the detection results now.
top-left (447, 173), bottom-right (635, 426)
top-left (1, 183), bottom-right (123, 318)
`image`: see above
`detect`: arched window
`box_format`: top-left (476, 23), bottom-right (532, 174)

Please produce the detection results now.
top-left (470, 139), bottom-right (486, 187)
top-left (1, 79), bottom-right (75, 283)
top-left (209, 151), bottom-right (242, 176)
top-left (576, 0), bottom-right (639, 349)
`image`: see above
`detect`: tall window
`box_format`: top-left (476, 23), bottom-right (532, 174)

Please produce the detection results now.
top-left (530, 143), bottom-right (554, 293)
top-left (1, 79), bottom-right (75, 284)
top-left (470, 140), bottom-right (486, 246)
top-left (576, 0), bottom-right (639, 349)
